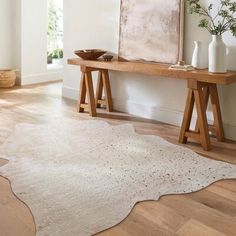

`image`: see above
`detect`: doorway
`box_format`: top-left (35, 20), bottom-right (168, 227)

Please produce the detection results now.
top-left (47, 0), bottom-right (63, 69)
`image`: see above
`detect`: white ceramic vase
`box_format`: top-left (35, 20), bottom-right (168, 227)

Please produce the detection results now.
top-left (208, 35), bottom-right (227, 73)
top-left (192, 41), bottom-right (205, 69)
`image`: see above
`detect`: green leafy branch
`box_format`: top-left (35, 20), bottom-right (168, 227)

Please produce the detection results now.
top-left (186, 0), bottom-right (236, 36)
top-left (48, 49), bottom-right (63, 59)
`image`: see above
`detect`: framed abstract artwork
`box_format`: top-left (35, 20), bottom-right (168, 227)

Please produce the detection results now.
top-left (119, 0), bottom-right (184, 64)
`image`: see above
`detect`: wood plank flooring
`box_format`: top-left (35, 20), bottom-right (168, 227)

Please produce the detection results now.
top-left (0, 82), bottom-right (235, 236)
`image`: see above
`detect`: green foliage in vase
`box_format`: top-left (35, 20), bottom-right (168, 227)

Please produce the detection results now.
top-left (186, 0), bottom-right (236, 36)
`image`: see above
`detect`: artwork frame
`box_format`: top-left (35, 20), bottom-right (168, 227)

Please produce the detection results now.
top-left (118, 0), bottom-right (185, 64)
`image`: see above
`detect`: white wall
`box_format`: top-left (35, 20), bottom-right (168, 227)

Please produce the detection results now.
top-left (20, 0), bottom-right (63, 85)
top-left (63, 0), bottom-right (236, 140)
top-left (0, 0), bottom-right (63, 85)
top-left (11, 0), bottom-right (22, 83)
top-left (0, 0), bottom-right (13, 69)
top-left (63, 0), bottom-right (119, 96)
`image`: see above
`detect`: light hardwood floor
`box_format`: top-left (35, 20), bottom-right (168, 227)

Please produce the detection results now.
top-left (0, 82), bottom-right (235, 236)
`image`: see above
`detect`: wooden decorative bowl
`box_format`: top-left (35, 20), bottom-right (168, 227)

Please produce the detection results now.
top-left (74, 49), bottom-right (106, 60)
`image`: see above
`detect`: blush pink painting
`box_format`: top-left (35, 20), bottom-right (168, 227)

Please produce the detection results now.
top-left (119, 0), bottom-right (184, 64)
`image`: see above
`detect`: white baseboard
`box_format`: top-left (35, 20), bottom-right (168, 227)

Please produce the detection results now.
top-left (21, 70), bottom-right (63, 85)
top-left (62, 86), bottom-right (236, 141)
top-left (114, 99), bottom-right (185, 125)
top-left (223, 124), bottom-right (236, 141)
top-left (62, 85), bottom-right (79, 100)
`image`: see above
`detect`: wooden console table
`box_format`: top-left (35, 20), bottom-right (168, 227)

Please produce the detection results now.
top-left (68, 59), bottom-right (236, 151)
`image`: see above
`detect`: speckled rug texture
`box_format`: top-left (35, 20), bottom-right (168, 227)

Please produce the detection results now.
top-left (0, 119), bottom-right (236, 236)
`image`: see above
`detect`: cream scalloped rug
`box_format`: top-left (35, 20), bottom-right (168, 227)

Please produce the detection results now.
top-left (0, 119), bottom-right (236, 236)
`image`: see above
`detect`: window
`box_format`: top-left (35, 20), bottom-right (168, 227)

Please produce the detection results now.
top-left (47, 0), bottom-right (63, 67)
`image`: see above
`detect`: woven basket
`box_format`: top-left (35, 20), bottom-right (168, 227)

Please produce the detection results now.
top-left (0, 70), bottom-right (16, 88)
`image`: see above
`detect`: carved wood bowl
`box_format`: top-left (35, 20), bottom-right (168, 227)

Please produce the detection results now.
top-left (74, 49), bottom-right (106, 60)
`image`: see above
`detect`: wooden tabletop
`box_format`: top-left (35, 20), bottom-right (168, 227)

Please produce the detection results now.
top-left (68, 59), bottom-right (236, 85)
